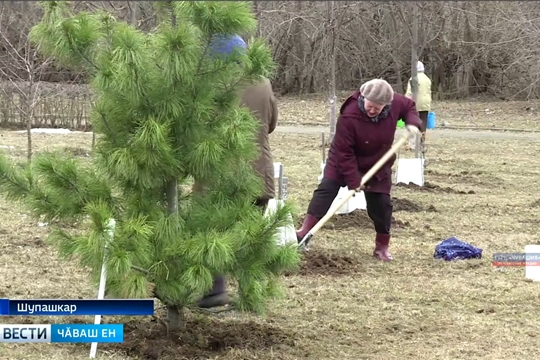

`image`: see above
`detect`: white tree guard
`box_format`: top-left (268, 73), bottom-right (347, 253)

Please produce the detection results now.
top-left (89, 218), bottom-right (116, 359)
top-left (269, 163), bottom-right (297, 246)
top-left (395, 158), bottom-right (425, 187)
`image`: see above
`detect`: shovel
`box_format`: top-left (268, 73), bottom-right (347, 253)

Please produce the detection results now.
top-left (298, 134), bottom-right (410, 250)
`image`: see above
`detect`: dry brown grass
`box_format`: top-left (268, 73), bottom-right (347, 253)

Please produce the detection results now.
top-left (1, 120), bottom-right (540, 359)
top-left (276, 92), bottom-right (540, 131)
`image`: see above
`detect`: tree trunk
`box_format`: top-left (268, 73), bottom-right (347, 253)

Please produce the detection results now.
top-left (166, 293), bottom-right (184, 333)
top-left (130, 1), bottom-right (138, 26)
top-left (410, 2), bottom-right (420, 158)
top-left (165, 178), bottom-right (182, 331)
top-left (253, 1), bottom-right (261, 37)
top-left (388, 5), bottom-right (404, 93)
top-left (26, 40), bottom-right (35, 163)
top-left (165, 4), bottom-right (183, 333)
top-left (25, 94), bottom-right (33, 162)
top-left (294, 1), bottom-right (305, 94)
top-left (327, 0), bottom-right (337, 144)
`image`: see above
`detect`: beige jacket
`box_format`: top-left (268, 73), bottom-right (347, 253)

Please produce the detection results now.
top-left (405, 72), bottom-right (432, 112)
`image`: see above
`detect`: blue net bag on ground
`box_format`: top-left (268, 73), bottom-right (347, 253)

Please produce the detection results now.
top-left (434, 236), bottom-right (482, 261)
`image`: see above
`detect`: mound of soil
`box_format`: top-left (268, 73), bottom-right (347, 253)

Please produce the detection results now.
top-left (392, 197), bottom-right (438, 213)
top-left (298, 249), bottom-right (363, 276)
top-left (395, 181), bottom-right (476, 194)
top-left (111, 316), bottom-right (297, 360)
top-left (392, 197), bottom-right (422, 212)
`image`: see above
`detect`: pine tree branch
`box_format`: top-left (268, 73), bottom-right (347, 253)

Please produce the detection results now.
top-left (224, 77), bottom-right (247, 95)
top-left (195, 36), bottom-right (212, 76)
top-left (0, 171), bottom-right (57, 216)
top-left (49, 10), bottom-right (100, 74)
top-left (62, 27), bottom-right (100, 73)
top-left (253, 214), bottom-right (285, 248)
top-left (44, 164), bottom-right (83, 197)
top-left (97, 110), bottom-right (119, 147)
top-left (196, 63), bottom-right (230, 77)
top-left (75, 49), bottom-right (99, 73)
top-left (29, 188), bottom-right (56, 208)
top-left (0, 174), bottom-right (30, 199)
top-left (131, 265), bottom-right (150, 274)
top-left (0, 157), bottom-right (32, 201)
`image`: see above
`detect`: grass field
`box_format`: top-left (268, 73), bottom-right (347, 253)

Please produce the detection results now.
top-left (1, 98), bottom-right (540, 359)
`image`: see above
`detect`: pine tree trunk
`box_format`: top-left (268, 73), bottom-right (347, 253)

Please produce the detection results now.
top-left (165, 178), bottom-right (183, 331)
top-left (166, 304), bottom-right (184, 332)
top-left (164, 3), bottom-right (184, 333)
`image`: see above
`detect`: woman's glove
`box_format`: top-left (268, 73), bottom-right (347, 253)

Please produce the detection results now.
top-left (406, 124), bottom-right (420, 136)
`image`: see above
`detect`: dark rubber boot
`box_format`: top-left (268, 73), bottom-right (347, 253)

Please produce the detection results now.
top-left (296, 214), bottom-right (319, 243)
top-left (373, 233), bottom-right (393, 261)
top-left (197, 275), bottom-right (229, 308)
top-left (197, 293), bottom-right (229, 308)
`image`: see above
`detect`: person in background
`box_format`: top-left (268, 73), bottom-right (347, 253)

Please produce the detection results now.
top-left (405, 61), bottom-right (432, 152)
top-left (197, 34), bottom-right (279, 308)
top-left (239, 77), bottom-right (279, 211)
top-left (296, 79), bottom-right (422, 261)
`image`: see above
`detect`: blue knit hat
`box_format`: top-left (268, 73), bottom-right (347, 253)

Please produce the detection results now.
top-left (208, 34), bottom-right (247, 60)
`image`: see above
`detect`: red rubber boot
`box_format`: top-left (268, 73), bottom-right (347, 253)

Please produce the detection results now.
top-left (296, 214), bottom-right (319, 244)
top-left (373, 233), bottom-right (393, 261)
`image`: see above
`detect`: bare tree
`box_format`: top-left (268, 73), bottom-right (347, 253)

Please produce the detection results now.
top-left (410, 3), bottom-right (420, 157)
top-left (2, 0), bottom-right (540, 120)
top-left (398, 2), bottom-right (424, 157)
top-left (0, 4), bottom-right (52, 161)
top-left (327, 0), bottom-right (337, 143)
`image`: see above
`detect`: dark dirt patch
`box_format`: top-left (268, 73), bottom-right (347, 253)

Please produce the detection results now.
top-left (296, 210), bottom-right (410, 231)
top-left (531, 199), bottom-right (540, 207)
top-left (13, 236), bottom-right (44, 248)
top-left (324, 210), bottom-right (410, 231)
top-left (395, 181), bottom-right (476, 194)
top-left (297, 249), bottom-right (363, 276)
top-left (1, 317), bottom-right (36, 325)
top-left (426, 170), bottom-right (486, 176)
top-left (518, 218), bottom-right (540, 224)
top-left (111, 316), bottom-right (297, 360)
top-left (425, 170), bottom-right (504, 188)
top-left (0, 316), bottom-right (90, 325)
top-left (393, 197), bottom-right (438, 212)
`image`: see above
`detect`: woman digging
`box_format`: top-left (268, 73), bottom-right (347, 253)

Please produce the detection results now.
top-left (296, 79), bottom-right (422, 261)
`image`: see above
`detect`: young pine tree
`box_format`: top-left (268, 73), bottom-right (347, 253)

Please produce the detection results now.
top-left (0, 1), bottom-right (300, 330)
